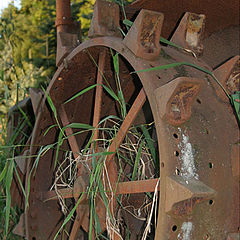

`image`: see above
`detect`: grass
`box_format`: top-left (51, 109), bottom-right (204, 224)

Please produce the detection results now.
top-left (0, 109), bottom-right (32, 239)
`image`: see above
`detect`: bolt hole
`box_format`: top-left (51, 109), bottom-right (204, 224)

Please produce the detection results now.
top-left (209, 162), bottom-right (213, 168)
top-left (161, 162), bottom-right (165, 168)
top-left (172, 225), bottom-right (177, 232)
top-left (173, 133), bottom-right (178, 139)
top-left (32, 237), bottom-right (36, 240)
top-left (175, 169), bottom-right (180, 175)
top-left (174, 151), bottom-right (179, 157)
top-left (157, 75), bottom-right (161, 79)
top-left (209, 199), bottom-right (214, 205)
top-left (196, 98), bottom-right (202, 104)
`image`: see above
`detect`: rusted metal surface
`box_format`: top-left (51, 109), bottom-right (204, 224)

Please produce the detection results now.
top-left (106, 87), bottom-right (146, 184)
top-left (55, 0), bottom-right (74, 32)
top-left (213, 55), bottom-right (240, 102)
top-left (14, 0), bottom-right (239, 239)
top-left (128, 0), bottom-right (239, 39)
top-left (23, 34), bottom-right (239, 239)
top-left (170, 12), bottom-right (205, 55)
top-left (23, 35), bottom-right (239, 239)
top-left (41, 178), bottom-right (160, 201)
top-left (88, 0), bottom-right (121, 38)
top-left (59, 104), bottom-right (80, 160)
top-left (165, 176), bottom-right (216, 214)
top-left (92, 50), bottom-right (106, 144)
top-left (123, 9), bottom-right (163, 60)
top-left (13, 214), bottom-right (25, 237)
top-left (155, 77), bottom-right (202, 126)
top-left (29, 88), bottom-right (43, 117)
top-left (55, 0), bottom-right (81, 66)
top-left (14, 149), bottom-right (30, 174)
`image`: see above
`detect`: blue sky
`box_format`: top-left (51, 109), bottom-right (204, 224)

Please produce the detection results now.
top-left (0, 0), bottom-right (21, 12)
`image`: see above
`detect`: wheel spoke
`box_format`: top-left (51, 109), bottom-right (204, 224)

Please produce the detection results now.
top-left (116, 178), bottom-right (160, 195)
top-left (92, 50), bottom-right (107, 146)
top-left (41, 178), bottom-right (160, 201)
top-left (106, 88), bottom-right (146, 183)
top-left (107, 88), bottom-right (146, 162)
top-left (68, 206), bottom-right (81, 240)
top-left (59, 104), bottom-right (80, 159)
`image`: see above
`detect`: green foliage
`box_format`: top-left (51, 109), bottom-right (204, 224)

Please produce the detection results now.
top-left (0, 1), bottom-right (56, 115)
top-left (231, 91), bottom-right (240, 124)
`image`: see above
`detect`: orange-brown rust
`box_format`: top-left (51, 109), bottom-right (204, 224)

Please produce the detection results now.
top-left (128, 0), bottom-right (239, 39)
top-left (55, 0), bottom-right (74, 32)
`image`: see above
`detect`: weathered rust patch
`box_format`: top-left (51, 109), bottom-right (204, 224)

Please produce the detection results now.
top-left (171, 197), bottom-right (205, 216)
top-left (167, 82), bottom-right (201, 126)
top-left (140, 13), bottom-right (162, 53)
top-left (123, 9), bottom-right (163, 60)
top-left (186, 13), bottom-right (205, 51)
top-left (88, 0), bottom-right (121, 38)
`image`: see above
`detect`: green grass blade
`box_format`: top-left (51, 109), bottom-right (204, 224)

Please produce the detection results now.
top-left (0, 163), bottom-right (8, 182)
top-left (64, 84), bottom-right (97, 104)
top-left (102, 84), bottom-right (120, 102)
top-left (113, 52), bottom-right (120, 76)
top-left (131, 141), bottom-right (144, 181)
top-left (123, 19), bottom-right (133, 27)
top-left (4, 159), bottom-right (14, 238)
top-left (62, 123), bottom-right (94, 131)
top-left (18, 106), bottom-right (33, 128)
top-left (160, 36), bottom-right (182, 49)
top-left (89, 197), bottom-right (94, 240)
top-left (98, 181), bottom-right (112, 221)
top-left (13, 164), bottom-right (26, 198)
top-left (231, 91), bottom-right (240, 123)
top-left (44, 124), bottom-right (58, 136)
top-left (42, 87), bottom-right (64, 135)
top-left (53, 193), bottom-right (84, 240)
top-left (134, 62), bottom-right (231, 100)
top-left (141, 125), bottom-right (156, 165)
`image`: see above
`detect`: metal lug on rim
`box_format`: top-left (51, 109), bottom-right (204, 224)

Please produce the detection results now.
top-left (14, 150), bottom-right (30, 174)
top-left (13, 213), bottom-right (25, 237)
top-left (29, 88), bottom-right (43, 116)
top-left (88, 0), bottom-right (121, 38)
top-left (123, 9), bottom-right (164, 60)
top-left (154, 77), bottom-right (202, 126)
top-left (213, 55), bottom-right (240, 101)
top-left (56, 31), bottom-right (80, 67)
top-left (170, 12), bottom-right (206, 56)
top-left (165, 176), bottom-right (216, 214)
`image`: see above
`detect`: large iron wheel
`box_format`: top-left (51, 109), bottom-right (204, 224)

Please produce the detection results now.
top-left (12, 1), bottom-right (239, 239)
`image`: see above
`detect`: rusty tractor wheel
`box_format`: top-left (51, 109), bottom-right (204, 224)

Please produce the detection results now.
top-left (12, 1), bottom-right (239, 240)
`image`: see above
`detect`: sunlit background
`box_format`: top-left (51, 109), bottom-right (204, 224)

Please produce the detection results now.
top-left (0, 0), bottom-right (21, 12)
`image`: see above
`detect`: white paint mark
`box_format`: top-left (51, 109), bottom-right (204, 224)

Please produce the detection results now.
top-left (177, 222), bottom-right (193, 240)
top-left (178, 128), bottom-right (199, 180)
